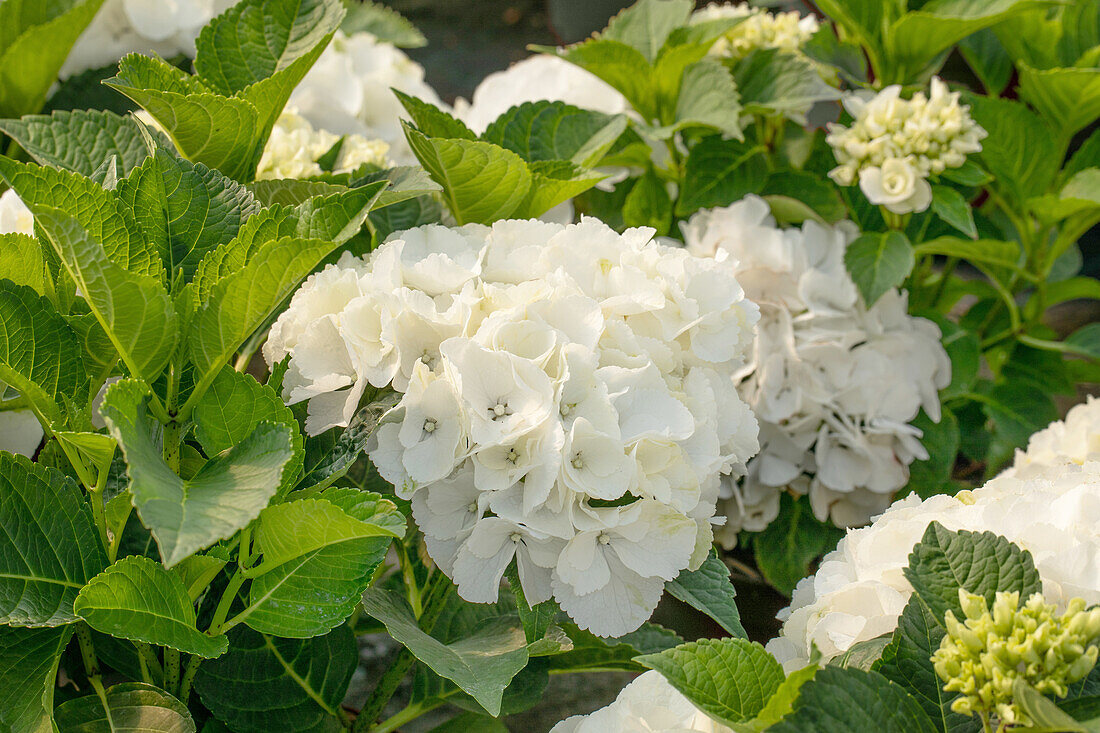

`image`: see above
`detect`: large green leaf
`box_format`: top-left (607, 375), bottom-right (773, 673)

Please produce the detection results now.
top-left (636, 639), bottom-right (784, 726)
top-left (0, 109), bottom-right (152, 178)
top-left (99, 379), bottom-right (292, 567)
top-left (340, 0), bottom-right (425, 46)
top-left (0, 625), bottom-right (72, 733)
top-left (116, 149), bottom-right (261, 282)
top-left (195, 625), bottom-right (355, 733)
top-left (0, 452), bottom-right (105, 626)
top-left (243, 488), bottom-right (404, 638)
top-left (394, 90), bottom-right (477, 140)
top-left (53, 682), bottom-right (196, 733)
top-left (903, 522), bottom-right (1043, 625)
top-left (665, 552), bottom-right (747, 638)
top-left (622, 168), bottom-right (672, 235)
top-left (733, 49), bottom-right (841, 118)
top-left (482, 101), bottom-right (628, 168)
top-left (0, 0), bottom-right (106, 118)
top-left (912, 237), bottom-right (1020, 269)
top-left (844, 230), bottom-right (915, 307)
top-left (982, 380), bottom-right (1059, 448)
top-left (752, 493), bottom-right (843, 596)
top-left (548, 41), bottom-right (657, 120)
top-left (0, 234), bottom-right (47, 297)
top-left (1019, 64), bottom-right (1100, 138)
top-left (968, 95), bottom-right (1060, 205)
top-left (31, 207), bottom-right (176, 383)
top-left (676, 136), bottom-right (766, 215)
top-left (601, 0), bottom-right (693, 63)
top-left (362, 587), bottom-right (530, 716)
top-left (546, 621), bottom-right (681, 673)
top-left (767, 667), bottom-right (938, 733)
top-left (75, 555), bottom-right (227, 658)
top-left (662, 58), bottom-right (742, 139)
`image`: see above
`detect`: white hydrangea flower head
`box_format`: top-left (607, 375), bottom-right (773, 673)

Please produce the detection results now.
top-left (692, 2), bottom-right (818, 60)
top-left (453, 55), bottom-right (630, 135)
top-left (551, 670), bottom-right (732, 733)
top-left (256, 108), bottom-right (391, 181)
top-left (681, 196), bottom-right (950, 535)
top-left (269, 217), bottom-right (761, 636)
top-left (826, 78), bottom-right (987, 213)
top-left (62, 0), bottom-right (236, 78)
top-left (1005, 396), bottom-right (1100, 476)
top-left (767, 446), bottom-right (1100, 672)
top-left (290, 31), bottom-right (445, 165)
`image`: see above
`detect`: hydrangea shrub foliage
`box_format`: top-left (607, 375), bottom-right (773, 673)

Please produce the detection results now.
top-left (0, 0), bottom-right (1098, 731)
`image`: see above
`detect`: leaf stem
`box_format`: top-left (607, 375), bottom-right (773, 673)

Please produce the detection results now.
top-left (164, 648), bottom-right (180, 695)
top-left (135, 642), bottom-right (163, 683)
top-left (370, 701), bottom-right (441, 733)
top-left (75, 622), bottom-right (100, 680)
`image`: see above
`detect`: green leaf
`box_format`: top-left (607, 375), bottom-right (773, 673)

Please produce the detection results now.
top-left (1065, 323), bottom-right (1100, 361)
top-left (100, 379), bottom-right (292, 567)
top-left (752, 493), bottom-right (843, 596)
top-left (362, 587), bottom-right (530, 716)
top-left (195, 625), bottom-right (356, 733)
top-left (518, 160), bottom-right (604, 219)
top-left (0, 625), bottom-right (72, 733)
top-left (0, 109), bottom-right (153, 178)
top-left (547, 41), bottom-right (657, 120)
top-left (404, 125), bottom-right (532, 225)
top-left (482, 101), bottom-right (628, 168)
top-left (0, 0), bottom-right (106, 118)
top-left (753, 664), bottom-right (819, 729)
top-left (665, 552), bottom-right (747, 638)
top-left (189, 236), bottom-right (339, 391)
top-left (637, 638), bottom-right (784, 726)
top-left (903, 522), bottom-right (1043, 625)
top-left (546, 621), bottom-right (681, 672)
top-left (761, 171), bottom-right (847, 224)
top-left (676, 136), bottom-right (766, 216)
top-left (1019, 64), bottom-right (1100, 138)
top-left (931, 186), bottom-right (978, 238)
top-left (844, 230), bottom-right (914, 306)
top-left (982, 380), bottom-right (1059, 448)
top-left (959, 29), bottom-right (1013, 95)
top-left (875, 597), bottom-right (980, 733)
top-left (912, 237), bottom-right (1020, 269)
top-left (395, 90), bottom-right (477, 140)
top-left (75, 555), bottom-right (227, 658)
top-left (831, 636), bottom-right (892, 671)
top-left (53, 682), bottom-right (196, 733)
top-left (733, 49), bottom-right (841, 118)
top-left (298, 393), bottom-right (398, 491)
top-left (1014, 679), bottom-right (1089, 732)
top-left (767, 667), bottom-right (938, 733)
top-left (0, 234), bottom-right (47, 296)
top-left (602, 0), bottom-right (692, 63)
top-left (171, 553), bottom-right (228, 603)
top-left (622, 168), bottom-right (672, 235)
top-left (505, 565), bottom-right (558, 645)
top-left (30, 207), bottom-right (176, 383)
top-left (968, 95), bottom-right (1059, 205)
top-left (0, 452), bottom-right (105, 627)
top-left (244, 488), bottom-right (404, 638)
top-left (117, 149), bottom-right (261, 282)
top-left (907, 409), bottom-right (960, 499)
top-left (664, 58), bottom-right (742, 139)
top-left (341, 0), bottom-right (425, 46)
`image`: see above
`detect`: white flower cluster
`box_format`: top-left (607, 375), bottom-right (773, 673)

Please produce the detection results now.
top-left (290, 31), bottom-right (444, 165)
top-left (681, 196), bottom-right (950, 534)
top-left (256, 109), bottom-right (391, 181)
top-left (1005, 396), bottom-right (1100, 477)
top-left (61, 0), bottom-right (235, 78)
top-left (827, 79), bottom-right (987, 214)
top-left (766, 401), bottom-right (1100, 671)
top-left (265, 218), bottom-right (761, 636)
top-left (551, 670), bottom-right (731, 733)
top-left (692, 2), bottom-right (818, 60)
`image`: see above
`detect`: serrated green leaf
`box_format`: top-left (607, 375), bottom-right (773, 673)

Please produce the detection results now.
top-left (904, 522), bottom-right (1043, 625)
top-left (665, 552), bottom-right (747, 638)
top-left (1019, 64), bottom-right (1100, 138)
top-left (663, 58), bottom-right (742, 138)
top-left (0, 109), bottom-right (152, 178)
top-left (752, 664), bottom-right (818, 729)
top-left (0, 452), bottom-right (105, 626)
top-left (0, 625), bottom-right (72, 733)
top-left (396, 90), bottom-right (477, 140)
top-left (844, 230), bottom-right (914, 306)
top-left (912, 237), bottom-right (1020, 269)
top-left (968, 95), bottom-right (1059, 205)
top-left (482, 100), bottom-right (628, 168)
top-left (676, 136), bottom-right (766, 215)
top-left (362, 587), bottom-right (529, 716)
top-left (733, 49), bottom-right (841, 118)
top-left (341, 0), bottom-right (425, 45)
top-left (767, 666), bottom-right (937, 733)
top-left (75, 555), bottom-right (227, 658)
top-left (547, 41), bottom-right (657, 120)
top-left (622, 168), bottom-right (672, 235)
top-left (0, 234), bottom-right (47, 297)
top-left (53, 682), bottom-right (196, 733)
top-left (31, 207), bottom-right (176, 383)
top-left (637, 638), bottom-right (784, 726)
top-left (752, 493), bottom-right (843, 596)
top-left (243, 489), bottom-right (404, 638)
top-left (100, 379), bottom-right (292, 567)
top-left (931, 186), bottom-right (978, 238)
top-left (602, 0), bottom-right (692, 63)
top-left (195, 625), bottom-right (356, 733)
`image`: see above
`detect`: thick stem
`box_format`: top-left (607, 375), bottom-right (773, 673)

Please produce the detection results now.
top-left (135, 642), bottom-right (162, 682)
top-left (75, 623), bottom-right (100, 680)
top-left (164, 648), bottom-right (181, 695)
top-left (163, 420), bottom-right (181, 474)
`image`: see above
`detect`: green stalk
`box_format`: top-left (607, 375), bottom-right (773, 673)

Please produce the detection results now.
top-left (178, 569), bottom-right (249, 704)
top-left (164, 648), bottom-right (180, 695)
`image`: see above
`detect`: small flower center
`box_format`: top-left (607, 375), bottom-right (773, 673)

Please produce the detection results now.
top-left (509, 532), bottom-right (523, 544)
top-left (597, 533), bottom-right (611, 545)
top-left (506, 448), bottom-right (520, 465)
top-left (423, 418), bottom-right (437, 434)
top-left (490, 400), bottom-right (510, 419)
top-left (420, 349), bottom-right (436, 368)
top-left (560, 402), bottom-right (574, 417)
top-left (571, 453), bottom-right (584, 470)
top-left (466, 501), bottom-right (477, 513)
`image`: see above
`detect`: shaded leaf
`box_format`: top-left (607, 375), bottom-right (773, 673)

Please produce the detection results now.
top-left (53, 682), bottom-right (195, 733)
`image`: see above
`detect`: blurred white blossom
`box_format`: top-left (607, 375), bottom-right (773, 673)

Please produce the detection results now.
top-left (692, 2), bottom-right (818, 60)
top-left (267, 218), bottom-right (760, 636)
top-left (256, 109), bottom-right (390, 180)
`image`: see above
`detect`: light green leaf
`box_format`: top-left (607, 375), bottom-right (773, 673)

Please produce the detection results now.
top-left (733, 49), bottom-right (841, 118)
top-left (171, 553), bottom-right (228, 603)
top-left (195, 625), bottom-right (356, 733)
top-left (1043, 276), bottom-right (1100, 308)
top-left (831, 637), bottom-right (891, 671)
top-left (968, 95), bottom-right (1059, 205)
top-left (243, 489), bottom-right (404, 638)
top-left (291, 182), bottom-right (387, 242)
top-left (1065, 323), bottom-right (1100, 361)
top-left (637, 638), bottom-right (784, 726)
top-left (931, 186), bottom-right (978, 238)
top-left (912, 237), bottom-right (1020, 269)
top-left (665, 58), bottom-right (742, 138)
top-left (395, 90), bottom-right (477, 140)
top-left (621, 168), bottom-right (672, 235)
top-left (546, 41), bottom-right (657, 120)
top-left (0, 625), bottom-right (72, 733)
top-left (676, 136), bottom-right (766, 215)
top-left (844, 230), bottom-right (914, 306)
top-left (1019, 64), bottom-right (1100, 138)
top-left (362, 587), bottom-right (530, 716)
top-left (31, 207), bottom-right (177, 383)
top-left (0, 452), bottom-right (105, 626)
top-left (404, 125), bottom-right (532, 225)
top-left (482, 100), bottom-right (628, 168)
top-left (903, 522), bottom-right (1043, 626)
top-left (505, 565), bottom-right (559, 646)
top-left (517, 160), bottom-right (604, 219)
top-left (760, 171), bottom-right (847, 224)
top-left (752, 493), bottom-right (843, 597)
top-left (1013, 679), bottom-right (1089, 732)
top-left (341, 0), bottom-right (425, 46)
top-left (53, 682), bottom-right (196, 733)
top-left (602, 0), bottom-right (693, 63)
top-left (0, 234), bottom-right (47, 296)
top-left (0, 0), bottom-right (106, 118)
top-left (665, 552), bottom-right (747, 638)
top-left (75, 555), bottom-right (227, 658)
top-left (809, 0), bottom-right (892, 51)
top-left (752, 664), bottom-right (819, 729)
top-left (100, 379), bottom-right (292, 567)
top-left (0, 109), bottom-right (153, 178)
top-left (767, 667), bottom-right (937, 733)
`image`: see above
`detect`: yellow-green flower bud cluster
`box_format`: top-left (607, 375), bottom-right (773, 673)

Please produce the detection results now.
top-left (931, 589), bottom-right (1100, 726)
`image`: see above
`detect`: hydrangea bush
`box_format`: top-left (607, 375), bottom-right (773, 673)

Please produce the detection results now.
top-left (0, 0), bottom-right (1097, 731)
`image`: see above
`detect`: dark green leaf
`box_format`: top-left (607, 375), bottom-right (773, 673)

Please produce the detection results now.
top-left (959, 29), bottom-right (1012, 95)
top-left (968, 95), bottom-right (1059, 205)
top-left (907, 409), bottom-right (960, 500)
top-left (1065, 323), bottom-right (1100, 360)
top-left (622, 168), bottom-right (672, 235)
top-left (733, 49), bottom-right (840, 118)
top-left (676, 136), bottom-right (766, 215)
top-left (931, 186), bottom-right (978, 238)
top-left (983, 380), bottom-right (1059, 448)
top-left (0, 625), bottom-right (72, 733)
top-left (752, 493), bottom-right (843, 596)
top-left (761, 171), bottom-right (846, 223)
top-left (54, 682), bottom-right (196, 733)
top-left (482, 100), bottom-right (628, 168)
top-left (665, 552), bottom-right (746, 638)
top-left (1019, 64), bottom-right (1100, 138)
top-left (844, 230), bottom-right (914, 306)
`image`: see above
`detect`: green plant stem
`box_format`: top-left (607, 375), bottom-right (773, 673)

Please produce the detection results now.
top-left (135, 642), bottom-right (162, 682)
top-left (353, 572), bottom-right (454, 733)
top-left (164, 648), bottom-right (180, 695)
top-left (163, 419), bottom-right (181, 474)
top-left (107, 502), bottom-right (132, 564)
top-left (178, 568), bottom-right (249, 703)
top-left (177, 655), bottom-right (201, 706)
top-left (931, 257), bottom-right (959, 309)
top-left (75, 622), bottom-right (100, 680)
top-left (371, 701), bottom-right (442, 733)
